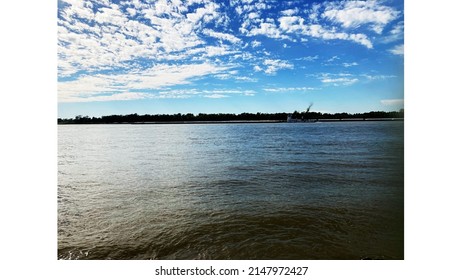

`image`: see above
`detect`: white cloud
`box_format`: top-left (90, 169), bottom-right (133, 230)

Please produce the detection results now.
top-left (186, 2), bottom-right (220, 24)
top-left (279, 16), bottom-right (304, 33)
top-left (343, 62), bottom-right (358, 67)
top-left (262, 59), bottom-right (294, 75)
top-left (381, 99), bottom-right (404, 106)
top-left (59, 0), bottom-right (95, 22)
top-left (307, 3), bottom-right (322, 22)
top-left (250, 40), bottom-right (261, 48)
top-left (327, 55), bottom-right (340, 62)
top-left (79, 92), bottom-right (153, 102)
top-left (276, 16), bottom-right (374, 48)
top-left (153, 88), bottom-right (256, 99)
top-left (202, 29), bottom-right (242, 44)
top-left (253, 59), bottom-right (294, 75)
top-left (389, 44), bottom-right (404, 55)
top-left (204, 94), bottom-right (229, 98)
top-left (363, 74), bottom-right (396, 80)
top-left (382, 21), bottom-right (404, 43)
top-left (247, 12), bottom-right (260, 20)
top-left (235, 1), bottom-right (389, 49)
top-left (203, 46), bottom-right (237, 57)
top-left (214, 71), bottom-right (258, 82)
top-left (315, 72), bottom-right (396, 86)
top-left (390, 21), bottom-right (404, 35)
top-left (158, 88), bottom-right (256, 99)
top-left (95, 5), bottom-right (127, 25)
top-left (236, 0), bottom-right (400, 49)
top-left (245, 21), bottom-right (290, 40)
top-left (58, 0), bottom-right (227, 77)
top-left (126, 7), bottom-right (136, 17)
top-left (296, 55), bottom-right (319, 61)
top-left (235, 76), bottom-right (257, 82)
top-left (57, 0), bottom-right (402, 105)
top-left (264, 87), bottom-right (316, 92)
top-left (203, 89), bottom-right (256, 95)
top-left (348, 33), bottom-right (373, 49)
top-left (322, 0), bottom-right (400, 34)
top-left (58, 63), bottom-right (229, 102)
top-left (253, 65), bottom-right (263, 72)
top-left (308, 24), bottom-right (373, 48)
top-left (281, 8), bottom-right (299, 16)
top-left (321, 77), bottom-right (359, 86)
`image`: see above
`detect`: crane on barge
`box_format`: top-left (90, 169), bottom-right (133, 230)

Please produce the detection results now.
top-left (287, 103), bottom-right (317, 123)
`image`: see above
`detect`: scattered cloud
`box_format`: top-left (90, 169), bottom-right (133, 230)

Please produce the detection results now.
top-left (235, 76), bottom-right (258, 82)
top-left (67, 91), bottom-right (154, 103)
top-left (234, 1), bottom-right (381, 48)
top-left (244, 21), bottom-right (291, 40)
top-left (311, 72), bottom-right (397, 87)
top-left (250, 40), bottom-right (262, 48)
top-left (343, 62), bottom-right (358, 67)
top-left (317, 73), bottom-right (359, 86)
top-left (58, 0), bottom-right (230, 78)
top-left (277, 16), bottom-right (373, 48)
top-left (389, 44), bottom-right (404, 55)
top-left (322, 0), bottom-right (400, 34)
top-left (264, 87), bottom-right (316, 92)
top-left (382, 21), bottom-right (404, 43)
top-left (57, 0), bottom-right (403, 107)
top-left (58, 63), bottom-right (230, 102)
top-left (381, 99), bottom-right (404, 106)
top-left (260, 59), bottom-right (294, 75)
top-left (327, 55), bottom-right (340, 62)
top-left (202, 28), bottom-right (242, 44)
top-left (296, 55), bottom-right (319, 61)
top-left (281, 8), bottom-right (299, 16)
top-left (202, 89), bottom-right (256, 95)
top-left (321, 77), bottom-right (359, 86)
top-left (204, 94), bottom-right (229, 99)
top-left (160, 88), bottom-right (256, 99)
top-left (362, 74), bottom-right (397, 80)
top-left (278, 15), bottom-right (305, 33)
top-left (58, 0), bottom-right (398, 80)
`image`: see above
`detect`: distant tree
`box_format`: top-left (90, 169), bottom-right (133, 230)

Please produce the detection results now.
top-left (58, 109), bottom-right (404, 124)
top-left (292, 110), bottom-right (301, 119)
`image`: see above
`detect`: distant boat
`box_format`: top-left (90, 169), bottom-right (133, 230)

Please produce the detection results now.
top-left (287, 114), bottom-right (317, 123)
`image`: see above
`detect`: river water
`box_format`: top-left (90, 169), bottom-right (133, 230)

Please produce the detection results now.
top-left (58, 121), bottom-right (404, 260)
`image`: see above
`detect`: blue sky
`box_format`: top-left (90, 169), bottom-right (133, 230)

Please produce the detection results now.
top-left (57, 0), bottom-right (404, 118)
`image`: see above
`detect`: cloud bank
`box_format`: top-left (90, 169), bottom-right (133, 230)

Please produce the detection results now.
top-left (58, 0), bottom-right (403, 102)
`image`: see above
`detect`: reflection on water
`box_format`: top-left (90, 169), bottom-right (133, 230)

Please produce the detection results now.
top-left (58, 122), bottom-right (404, 259)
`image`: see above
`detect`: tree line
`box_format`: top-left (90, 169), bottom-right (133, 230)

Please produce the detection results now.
top-left (58, 109), bottom-right (404, 124)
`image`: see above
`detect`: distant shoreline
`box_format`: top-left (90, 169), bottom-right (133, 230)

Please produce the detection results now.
top-left (58, 118), bottom-right (404, 125)
top-left (130, 120), bottom-right (284, 124)
top-left (58, 110), bottom-right (404, 124)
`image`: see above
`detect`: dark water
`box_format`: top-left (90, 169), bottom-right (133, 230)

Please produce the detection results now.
top-left (58, 121), bottom-right (404, 260)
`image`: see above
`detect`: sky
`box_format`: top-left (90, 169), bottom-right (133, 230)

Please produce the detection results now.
top-left (57, 0), bottom-right (404, 118)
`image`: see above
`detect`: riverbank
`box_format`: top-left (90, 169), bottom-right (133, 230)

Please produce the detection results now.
top-left (58, 118), bottom-right (404, 125)
top-left (57, 110), bottom-right (404, 124)
top-left (130, 120), bottom-right (285, 124)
